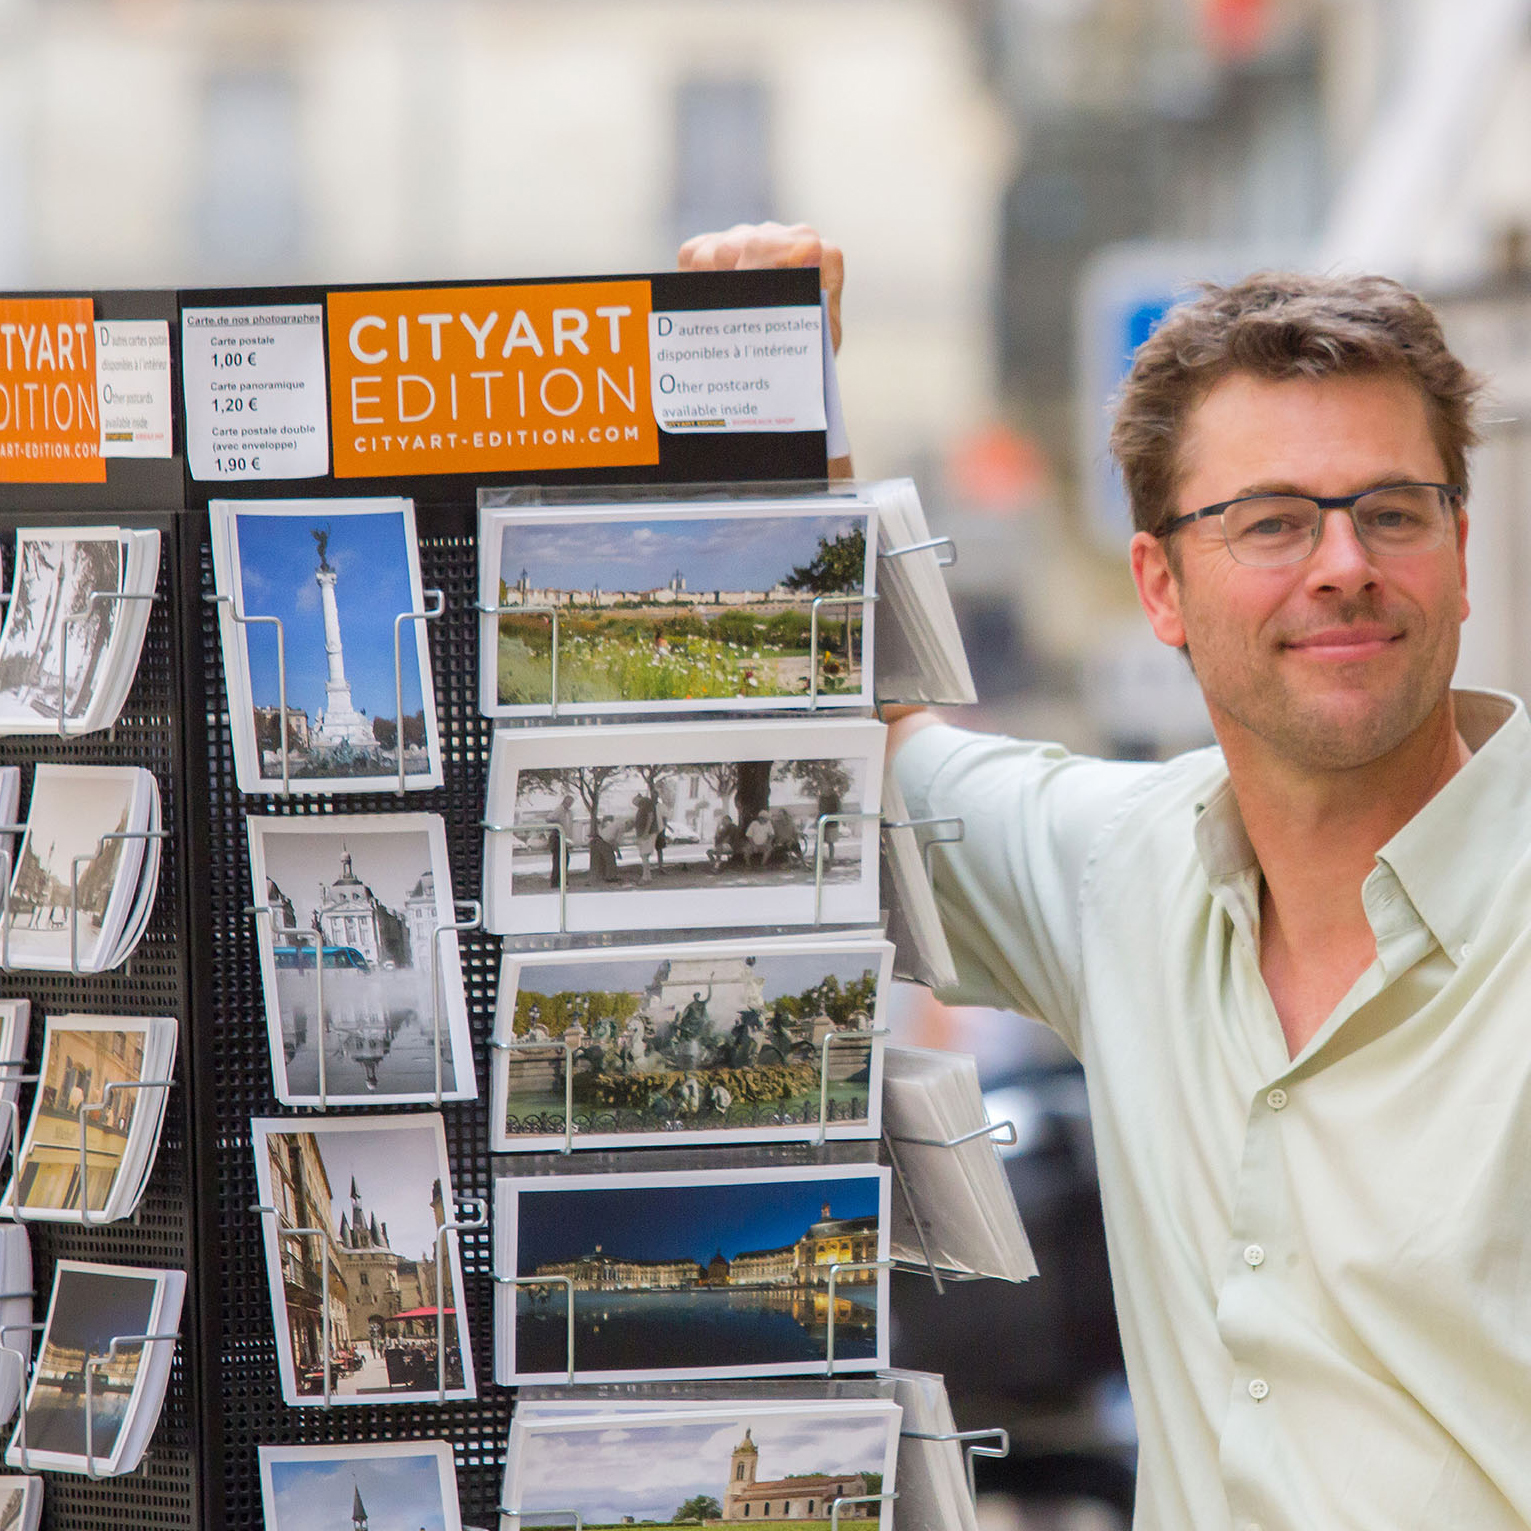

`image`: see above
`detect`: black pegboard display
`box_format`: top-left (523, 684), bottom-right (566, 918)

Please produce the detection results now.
top-left (194, 502), bottom-right (516, 1531)
top-left (0, 508), bottom-right (202, 1531)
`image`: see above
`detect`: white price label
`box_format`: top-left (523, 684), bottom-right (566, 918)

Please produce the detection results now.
top-left (649, 305), bottom-right (827, 433)
top-left (96, 320), bottom-right (172, 458)
top-left (182, 305), bottom-right (329, 480)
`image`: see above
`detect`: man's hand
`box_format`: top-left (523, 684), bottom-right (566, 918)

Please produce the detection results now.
top-left (679, 221), bottom-right (843, 354)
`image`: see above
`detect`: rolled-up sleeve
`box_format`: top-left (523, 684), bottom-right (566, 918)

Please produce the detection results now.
top-left (894, 723), bottom-right (1159, 1052)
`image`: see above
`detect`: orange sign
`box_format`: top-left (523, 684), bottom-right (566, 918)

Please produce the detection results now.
top-left (0, 297), bottom-right (104, 483)
top-left (327, 280), bottom-right (659, 478)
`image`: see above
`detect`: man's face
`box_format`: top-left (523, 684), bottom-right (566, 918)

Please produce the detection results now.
top-left (1130, 369), bottom-right (1469, 772)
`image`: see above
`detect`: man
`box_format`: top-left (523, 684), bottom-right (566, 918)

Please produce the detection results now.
top-left (681, 225), bottom-right (1531, 1529)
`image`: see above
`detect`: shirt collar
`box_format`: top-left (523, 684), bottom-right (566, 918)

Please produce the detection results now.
top-left (1191, 688), bottom-right (1531, 962)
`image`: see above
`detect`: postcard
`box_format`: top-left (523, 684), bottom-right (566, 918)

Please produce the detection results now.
top-left (5, 1260), bottom-right (184, 1475)
top-left (0, 1476), bottom-right (41, 1531)
top-left (478, 498), bottom-right (876, 717)
top-left (492, 937), bottom-right (891, 1150)
top-left (502, 1400), bottom-right (901, 1530)
top-left (210, 498), bottom-right (443, 794)
top-left (495, 1161), bottom-right (891, 1384)
top-left (247, 814), bottom-right (475, 1106)
top-left (251, 1114), bottom-right (475, 1405)
top-left (483, 719), bottom-right (885, 935)
top-left (259, 1441), bottom-right (461, 1531)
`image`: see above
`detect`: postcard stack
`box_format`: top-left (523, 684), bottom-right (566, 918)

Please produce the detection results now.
top-left (0, 1226), bottom-right (32, 1425)
top-left (0, 1474), bottom-right (41, 1531)
top-left (210, 499), bottom-right (443, 794)
top-left (0, 1014), bottom-right (178, 1224)
top-left (0, 1000), bottom-right (29, 1164)
top-left (2, 764), bottom-right (163, 973)
top-left (883, 1046), bottom-right (1037, 1282)
top-left (259, 1440), bottom-right (462, 1531)
top-left (0, 527), bottom-right (161, 736)
top-left (5, 1260), bottom-right (184, 1476)
top-left (886, 1368), bottom-right (985, 1531)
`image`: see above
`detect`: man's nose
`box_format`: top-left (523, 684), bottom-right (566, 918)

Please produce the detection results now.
top-left (1304, 507), bottom-right (1381, 589)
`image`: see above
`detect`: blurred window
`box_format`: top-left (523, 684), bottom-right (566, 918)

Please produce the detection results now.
top-left (672, 77), bottom-right (774, 245)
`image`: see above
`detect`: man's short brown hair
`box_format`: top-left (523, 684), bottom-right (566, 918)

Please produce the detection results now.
top-left (1109, 272), bottom-right (1485, 539)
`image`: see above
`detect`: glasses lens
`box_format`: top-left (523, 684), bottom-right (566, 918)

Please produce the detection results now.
top-left (1353, 485), bottom-right (1450, 554)
top-left (1222, 497), bottom-right (1320, 566)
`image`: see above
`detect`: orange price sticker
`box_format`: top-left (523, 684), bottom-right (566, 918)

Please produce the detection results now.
top-left (0, 297), bottom-right (105, 483)
top-left (327, 280), bottom-right (659, 479)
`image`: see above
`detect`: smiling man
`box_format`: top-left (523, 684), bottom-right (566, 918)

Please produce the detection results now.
top-left (681, 227), bottom-right (1531, 1530)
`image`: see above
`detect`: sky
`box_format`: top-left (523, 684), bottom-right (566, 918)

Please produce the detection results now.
top-left (513, 1410), bottom-right (892, 1522)
top-left (21, 766), bottom-right (139, 873)
top-left (260, 825), bottom-right (436, 918)
top-left (46, 1266), bottom-right (159, 1355)
top-left (232, 506), bottom-right (424, 723)
top-left (515, 1172), bottom-right (881, 1269)
top-left (516, 950), bottom-right (878, 1007)
top-left (496, 511), bottom-right (867, 594)
top-left (267, 1450), bottom-right (451, 1531)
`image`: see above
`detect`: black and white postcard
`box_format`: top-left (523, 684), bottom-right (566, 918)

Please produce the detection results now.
top-left (251, 1114), bottom-right (475, 1406)
top-left (259, 1440), bottom-right (461, 1531)
top-left (495, 1162), bottom-right (891, 1384)
top-left (0, 1474), bottom-right (41, 1531)
top-left (5, 1260), bottom-right (184, 1476)
top-left (0, 1000), bottom-right (27, 1167)
top-left (502, 1399), bottom-right (901, 1530)
top-left (483, 719), bottom-right (884, 935)
top-left (210, 498), bottom-right (443, 794)
top-left (477, 498), bottom-right (876, 717)
top-left (0, 1226), bottom-right (31, 1425)
top-left (492, 937), bottom-right (891, 1150)
top-left (247, 814), bottom-right (474, 1106)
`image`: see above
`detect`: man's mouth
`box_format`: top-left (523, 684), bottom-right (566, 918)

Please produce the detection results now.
top-left (1280, 624), bottom-right (1402, 660)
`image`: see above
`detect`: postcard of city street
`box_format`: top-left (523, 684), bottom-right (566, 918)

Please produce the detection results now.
top-left (247, 815), bottom-right (474, 1105)
top-left (479, 501), bottom-right (875, 717)
top-left (212, 498), bottom-right (443, 793)
top-left (10, 1262), bottom-right (161, 1469)
top-left (5, 766), bottom-right (142, 970)
top-left (496, 1163), bottom-right (890, 1383)
top-left (505, 1403), bottom-right (901, 1530)
top-left (492, 938), bottom-right (892, 1151)
top-left (252, 1115), bottom-right (475, 1406)
top-left (259, 1441), bottom-right (460, 1531)
top-left (0, 532), bottom-right (124, 725)
top-left (484, 719), bottom-right (885, 935)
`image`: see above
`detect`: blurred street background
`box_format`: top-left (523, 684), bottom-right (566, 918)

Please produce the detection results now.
top-left (10, 0), bottom-right (1531, 1522)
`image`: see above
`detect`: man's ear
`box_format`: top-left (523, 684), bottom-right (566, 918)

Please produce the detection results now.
top-left (1455, 502), bottom-right (1471, 624)
top-left (1130, 530), bottom-right (1188, 648)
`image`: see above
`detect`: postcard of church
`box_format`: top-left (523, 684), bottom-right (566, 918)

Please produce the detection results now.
top-left (501, 1399), bottom-right (901, 1530)
top-left (476, 496), bottom-right (876, 718)
top-left (210, 498), bottom-right (443, 795)
top-left (252, 1114), bottom-right (476, 1406)
top-left (246, 813), bottom-right (475, 1107)
top-left (491, 935), bottom-right (892, 1151)
top-left (259, 1440), bottom-right (461, 1531)
top-left (482, 718), bottom-right (885, 935)
top-left (494, 1161), bottom-right (891, 1384)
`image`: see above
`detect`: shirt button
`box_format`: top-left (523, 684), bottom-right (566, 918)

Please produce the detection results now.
top-left (1266, 1087), bottom-right (1288, 1110)
top-left (1248, 1378), bottom-right (1270, 1401)
top-left (1243, 1243), bottom-right (1266, 1268)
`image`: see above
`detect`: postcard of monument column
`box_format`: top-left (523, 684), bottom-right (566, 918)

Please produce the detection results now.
top-left (246, 814), bottom-right (475, 1106)
top-left (501, 1401), bottom-right (901, 1531)
top-left (483, 719), bottom-right (885, 935)
top-left (209, 498), bottom-right (443, 794)
top-left (258, 1440), bottom-right (462, 1531)
top-left (491, 937), bottom-right (892, 1150)
top-left (494, 1161), bottom-right (891, 1384)
top-left (251, 1114), bottom-right (475, 1406)
top-left (476, 497), bottom-right (877, 718)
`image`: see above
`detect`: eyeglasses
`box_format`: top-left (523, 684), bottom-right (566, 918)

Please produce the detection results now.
top-left (1161, 482), bottom-right (1461, 567)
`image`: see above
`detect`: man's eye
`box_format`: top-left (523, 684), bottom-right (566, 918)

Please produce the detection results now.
top-left (1242, 514), bottom-right (1306, 537)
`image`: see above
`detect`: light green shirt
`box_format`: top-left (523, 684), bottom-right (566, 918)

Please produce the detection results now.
top-left (896, 689), bottom-right (1531, 1531)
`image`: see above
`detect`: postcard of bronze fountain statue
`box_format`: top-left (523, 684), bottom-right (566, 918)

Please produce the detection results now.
top-left (210, 498), bottom-right (443, 794)
top-left (491, 936), bottom-right (891, 1151)
top-left (247, 814), bottom-right (474, 1106)
top-left (476, 496), bottom-right (877, 718)
top-left (494, 1161), bottom-right (890, 1385)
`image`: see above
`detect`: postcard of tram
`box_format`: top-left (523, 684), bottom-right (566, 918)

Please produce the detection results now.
top-left (252, 1114), bottom-right (475, 1406)
top-left (247, 813), bottom-right (475, 1106)
top-left (491, 937), bottom-right (891, 1151)
top-left (494, 1162), bottom-right (891, 1384)
top-left (476, 496), bottom-right (876, 718)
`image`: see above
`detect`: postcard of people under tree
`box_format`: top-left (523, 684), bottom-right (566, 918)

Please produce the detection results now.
top-left (477, 497), bottom-right (876, 717)
top-left (482, 719), bottom-right (885, 935)
top-left (491, 937), bottom-right (892, 1151)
